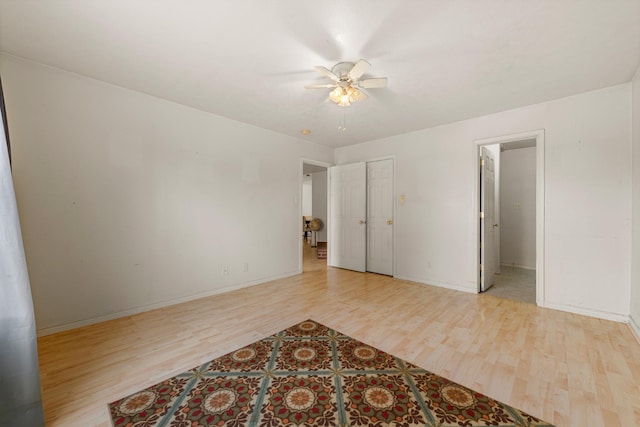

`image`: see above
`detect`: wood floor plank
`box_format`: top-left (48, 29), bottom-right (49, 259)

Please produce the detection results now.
top-left (36, 242), bottom-right (640, 426)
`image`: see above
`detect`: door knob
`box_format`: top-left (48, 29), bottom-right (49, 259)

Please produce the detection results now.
top-left (359, 220), bottom-right (366, 224)
top-left (387, 220), bottom-right (393, 225)
top-left (493, 223), bottom-right (499, 228)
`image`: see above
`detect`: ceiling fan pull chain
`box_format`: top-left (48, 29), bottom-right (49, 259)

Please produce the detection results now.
top-left (338, 109), bottom-right (347, 132)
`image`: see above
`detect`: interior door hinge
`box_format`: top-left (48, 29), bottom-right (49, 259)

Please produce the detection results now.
top-left (479, 211), bottom-right (484, 219)
top-left (480, 158), bottom-right (485, 166)
top-left (479, 263), bottom-right (484, 271)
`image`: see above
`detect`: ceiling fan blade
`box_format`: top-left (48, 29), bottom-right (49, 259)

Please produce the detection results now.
top-left (314, 66), bottom-right (340, 82)
top-left (357, 77), bottom-right (387, 88)
top-left (304, 83), bottom-right (338, 89)
top-left (348, 59), bottom-right (371, 80)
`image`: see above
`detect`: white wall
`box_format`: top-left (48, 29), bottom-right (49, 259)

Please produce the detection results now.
top-left (631, 66), bottom-right (640, 338)
top-left (500, 147), bottom-right (536, 269)
top-left (302, 175), bottom-right (312, 217)
top-left (336, 84), bottom-right (632, 321)
top-left (311, 171), bottom-right (327, 242)
top-left (0, 55), bottom-right (333, 334)
top-left (2, 51), bottom-right (635, 330)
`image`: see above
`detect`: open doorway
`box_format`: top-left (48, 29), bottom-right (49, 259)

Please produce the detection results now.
top-left (300, 160), bottom-right (330, 272)
top-left (475, 131), bottom-right (545, 306)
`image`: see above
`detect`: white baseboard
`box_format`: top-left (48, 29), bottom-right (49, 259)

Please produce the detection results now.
top-left (543, 301), bottom-right (629, 323)
top-left (630, 315), bottom-right (640, 344)
top-left (36, 271), bottom-right (299, 337)
top-left (394, 275), bottom-right (477, 294)
top-left (388, 274), bottom-right (630, 325)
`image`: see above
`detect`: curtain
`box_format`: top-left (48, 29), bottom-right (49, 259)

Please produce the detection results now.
top-left (0, 75), bottom-right (45, 425)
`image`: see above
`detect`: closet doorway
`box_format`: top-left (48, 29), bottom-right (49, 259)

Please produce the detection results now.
top-left (328, 158), bottom-right (395, 276)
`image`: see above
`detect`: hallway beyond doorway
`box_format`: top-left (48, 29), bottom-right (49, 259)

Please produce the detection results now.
top-left (483, 266), bottom-right (535, 304)
top-left (302, 236), bottom-right (326, 272)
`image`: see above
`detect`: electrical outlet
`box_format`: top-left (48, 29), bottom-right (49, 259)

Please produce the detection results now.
top-left (242, 262), bottom-right (249, 272)
top-left (222, 265), bottom-right (229, 275)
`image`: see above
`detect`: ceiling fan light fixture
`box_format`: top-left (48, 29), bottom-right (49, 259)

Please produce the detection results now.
top-left (329, 86), bottom-right (362, 107)
top-left (338, 93), bottom-right (351, 107)
top-left (347, 86), bottom-right (363, 103)
top-left (329, 87), bottom-right (343, 103)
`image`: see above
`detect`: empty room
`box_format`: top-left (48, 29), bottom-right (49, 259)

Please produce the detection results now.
top-left (2, 2), bottom-right (640, 426)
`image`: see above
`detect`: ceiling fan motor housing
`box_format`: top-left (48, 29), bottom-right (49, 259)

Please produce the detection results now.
top-left (332, 62), bottom-right (356, 83)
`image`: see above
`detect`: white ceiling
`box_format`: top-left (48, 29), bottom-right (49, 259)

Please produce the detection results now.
top-left (1, 1), bottom-right (639, 148)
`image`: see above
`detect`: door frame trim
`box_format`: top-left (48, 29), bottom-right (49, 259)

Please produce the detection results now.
top-left (299, 158), bottom-right (332, 273)
top-left (472, 130), bottom-right (545, 306)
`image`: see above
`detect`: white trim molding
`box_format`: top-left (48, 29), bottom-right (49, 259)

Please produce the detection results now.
top-left (543, 301), bottom-right (629, 323)
top-left (630, 315), bottom-right (640, 343)
top-left (394, 275), bottom-right (477, 294)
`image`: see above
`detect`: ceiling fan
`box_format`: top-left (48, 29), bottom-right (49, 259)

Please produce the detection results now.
top-left (305, 59), bottom-right (387, 107)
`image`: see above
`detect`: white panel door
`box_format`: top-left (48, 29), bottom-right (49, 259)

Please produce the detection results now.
top-left (480, 147), bottom-right (497, 291)
top-left (367, 159), bottom-right (393, 276)
top-left (329, 162), bottom-right (366, 272)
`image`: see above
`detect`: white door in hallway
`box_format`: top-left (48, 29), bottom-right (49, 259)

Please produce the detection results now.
top-left (480, 147), bottom-right (497, 291)
top-left (329, 162), bottom-right (366, 272)
top-left (367, 159), bottom-right (394, 276)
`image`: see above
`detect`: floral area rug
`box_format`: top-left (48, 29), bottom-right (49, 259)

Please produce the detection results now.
top-left (109, 319), bottom-right (554, 426)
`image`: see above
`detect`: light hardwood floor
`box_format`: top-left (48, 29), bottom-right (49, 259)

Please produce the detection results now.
top-left (37, 242), bottom-right (640, 426)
